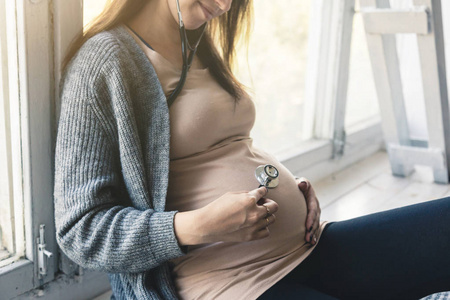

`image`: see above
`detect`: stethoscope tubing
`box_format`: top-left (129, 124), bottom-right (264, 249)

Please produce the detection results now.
top-left (167, 0), bottom-right (206, 107)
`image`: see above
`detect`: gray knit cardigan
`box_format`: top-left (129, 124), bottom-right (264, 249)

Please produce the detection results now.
top-left (54, 25), bottom-right (186, 299)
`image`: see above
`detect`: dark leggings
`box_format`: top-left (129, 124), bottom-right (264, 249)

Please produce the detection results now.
top-left (259, 197), bottom-right (450, 300)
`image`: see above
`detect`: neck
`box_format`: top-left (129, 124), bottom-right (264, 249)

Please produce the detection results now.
top-left (127, 0), bottom-right (181, 51)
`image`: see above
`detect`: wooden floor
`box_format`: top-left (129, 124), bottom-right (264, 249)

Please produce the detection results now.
top-left (316, 150), bottom-right (450, 222)
top-left (92, 150), bottom-right (450, 300)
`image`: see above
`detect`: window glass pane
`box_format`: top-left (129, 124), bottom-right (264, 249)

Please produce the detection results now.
top-left (345, 2), bottom-right (380, 129)
top-left (0, 93), bottom-right (14, 264)
top-left (236, 0), bottom-right (311, 155)
top-left (0, 0), bottom-right (16, 266)
top-left (83, 0), bottom-right (108, 28)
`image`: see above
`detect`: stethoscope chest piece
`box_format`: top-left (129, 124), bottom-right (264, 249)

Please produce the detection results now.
top-left (255, 164), bottom-right (279, 189)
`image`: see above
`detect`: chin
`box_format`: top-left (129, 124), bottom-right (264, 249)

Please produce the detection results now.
top-left (184, 21), bottom-right (207, 31)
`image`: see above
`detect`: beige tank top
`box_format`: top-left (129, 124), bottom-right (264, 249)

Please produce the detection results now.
top-left (127, 28), bottom-right (328, 300)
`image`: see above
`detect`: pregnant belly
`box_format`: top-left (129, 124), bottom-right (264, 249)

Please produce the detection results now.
top-left (167, 137), bottom-right (309, 277)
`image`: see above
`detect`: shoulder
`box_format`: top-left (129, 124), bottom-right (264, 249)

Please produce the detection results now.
top-left (64, 27), bottom-right (133, 82)
top-left (61, 25), bottom-right (158, 99)
top-left (77, 26), bottom-right (135, 67)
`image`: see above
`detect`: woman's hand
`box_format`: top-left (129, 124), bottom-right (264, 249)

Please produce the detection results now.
top-left (174, 187), bottom-right (279, 245)
top-left (296, 177), bottom-right (321, 245)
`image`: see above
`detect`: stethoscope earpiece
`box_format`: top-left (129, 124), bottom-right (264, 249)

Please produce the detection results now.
top-left (255, 164), bottom-right (279, 189)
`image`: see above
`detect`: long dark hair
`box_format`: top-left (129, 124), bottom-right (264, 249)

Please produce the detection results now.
top-left (62, 0), bottom-right (253, 100)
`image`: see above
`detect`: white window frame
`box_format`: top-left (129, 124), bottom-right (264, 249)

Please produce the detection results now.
top-left (0, 0), bottom-right (56, 298)
top-left (281, 0), bottom-right (383, 182)
top-left (0, 0), bottom-right (21, 266)
top-left (0, 0), bottom-right (384, 298)
top-left (1, 1), bottom-right (109, 299)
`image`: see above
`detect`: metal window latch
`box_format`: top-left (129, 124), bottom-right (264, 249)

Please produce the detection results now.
top-left (37, 224), bottom-right (53, 278)
top-left (332, 129), bottom-right (347, 159)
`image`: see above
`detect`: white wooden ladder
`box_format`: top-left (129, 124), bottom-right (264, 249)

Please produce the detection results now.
top-left (360, 0), bottom-right (450, 183)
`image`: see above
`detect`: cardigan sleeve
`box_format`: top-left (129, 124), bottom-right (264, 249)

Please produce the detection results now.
top-left (53, 94), bottom-right (185, 273)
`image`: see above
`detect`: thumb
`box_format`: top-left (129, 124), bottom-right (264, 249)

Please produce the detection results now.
top-left (248, 186), bottom-right (268, 202)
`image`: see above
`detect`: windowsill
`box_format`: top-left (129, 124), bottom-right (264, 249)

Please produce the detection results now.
top-left (13, 269), bottom-right (110, 300)
top-left (0, 259), bottom-right (34, 299)
top-left (280, 116), bottom-right (383, 182)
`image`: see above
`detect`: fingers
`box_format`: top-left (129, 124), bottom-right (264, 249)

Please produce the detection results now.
top-left (298, 177), bottom-right (319, 207)
top-left (308, 231), bottom-right (318, 245)
top-left (306, 210), bottom-right (321, 245)
top-left (304, 197), bottom-right (321, 245)
top-left (248, 187), bottom-right (278, 220)
top-left (256, 213), bottom-right (276, 231)
top-left (297, 176), bottom-right (321, 245)
top-left (259, 199), bottom-right (279, 216)
top-left (254, 226), bottom-right (270, 240)
top-left (239, 214), bottom-right (275, 241)
top-left (248, 186), bottom-right (268, 202)
top-left (252, 214), bottom-right (275, 240)
top-left (306, 222), bottom-right (319, 245)
top-left (305, 201), bottom-right (320, 230)
top-left (297, 176), bottom-right (310, 191)
top-left (249, 199), bottom-right (277, 227)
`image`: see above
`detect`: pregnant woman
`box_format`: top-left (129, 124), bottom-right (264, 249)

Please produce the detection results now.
top-left (54, 0), bottom-right (450, 299)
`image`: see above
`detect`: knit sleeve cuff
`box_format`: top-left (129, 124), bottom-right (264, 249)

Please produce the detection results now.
top-left (148, 211), bottom-right (187, 263)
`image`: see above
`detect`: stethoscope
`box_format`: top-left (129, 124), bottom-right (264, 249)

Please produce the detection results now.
top-left (255, 164), bottom-right (279, 189)
top-left (167, 0), bottom-right (207, 107)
